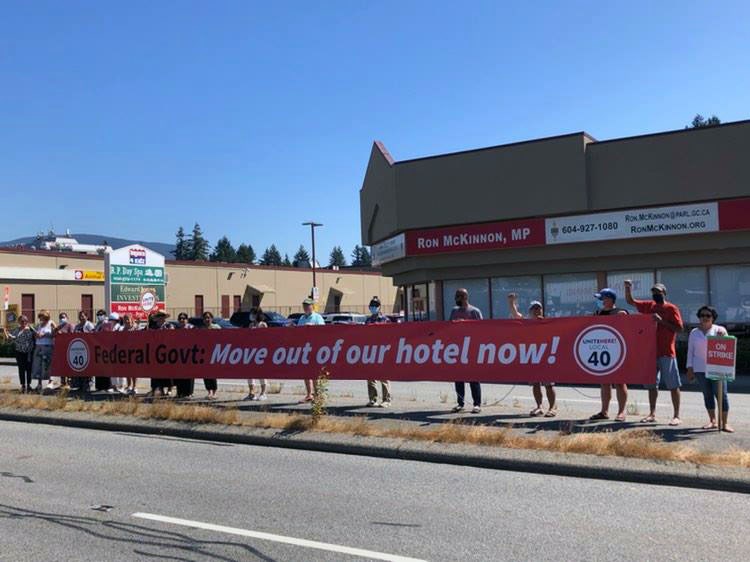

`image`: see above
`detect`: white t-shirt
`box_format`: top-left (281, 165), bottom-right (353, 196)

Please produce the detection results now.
top-left (686, 324), bottom-right (728, 372)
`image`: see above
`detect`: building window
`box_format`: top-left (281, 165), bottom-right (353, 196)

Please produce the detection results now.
top-left (428, 281), bottom-right (438, 320)
top-left (657, 267), bottom-right (708, 323)
top-left (709, 265), bottom-right (750, 324)
top-left (442, 279), bottom-right (490, 320)
top-left (233, 295), bottom-right (242, 313)
top-left (194, 295), bottom-right (204, 317)
top-left (605, 271), bottom-right (655, 313)
top-left (81, 294), bottom-right (94, 321)
top-left (221, 295), bottom-right (230, 318)
top-left (543, 273), bottom-right (598, 317)
top-left (491, 276), bottom-right (542, 319)
top-left (407, 284), bottom-right (429, 321)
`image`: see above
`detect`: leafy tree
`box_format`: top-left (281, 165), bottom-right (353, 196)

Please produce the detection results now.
top-left (351, 245), bottom-right (372, 267)
top-left (210, 236), bottom-right (237, 263)
top-left (688, 114), bottom-right (721, 128)
top-left (173, 226), bottom-right (191, 260)
top-left (235, 243), bottom-right (256, 264)
top-left (260, 244), bottom-right (283, 266)
top-left (329, 245), bottom-right (347, 267)
top-left (282, 253), bottom-right (292, 267)
top-left (189, 223), bottom-right (210, 261)
top-left (293, 245), bottom-right (310, 268)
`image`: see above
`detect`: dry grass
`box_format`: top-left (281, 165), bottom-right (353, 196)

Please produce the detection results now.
top-left (1, 391), bottom-right (749, 469)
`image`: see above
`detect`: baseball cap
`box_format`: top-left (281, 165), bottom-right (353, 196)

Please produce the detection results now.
top-left (108, 312), bottom-right (120, 321)
top-left (528, 300), bottom-right (543, 310)
top-left (594, 288), bottom-right (617, 301)
top-left (302, 298), bottom-right (315, 306)
top-left (651, 283), bottom-right (667, 294)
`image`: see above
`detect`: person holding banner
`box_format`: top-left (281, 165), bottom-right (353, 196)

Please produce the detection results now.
top-left (246, 307), bottom-right (268, 401)
top-left (147, 310), bottom-right (174, 397)
top-left (686, 306), bottom-right (733, 432)
top-left (122, 314), bottom-right (141, 395)
top-left (297, 298), bottom-right (325, 403)
top-left (174, 313), bottom-right (195, 398)
top-left (201, 311), bottom-right (221, 400)
top-left (508, 293), bottom-right (557, 417)
top-left (365, 296), bottom-right (392, 408)
top-left (590, 289), bottom-right (629, 422)
top-left (625, 280), bottom-right (684, 426)
top-left (450, 288), bottom-right (482, 414)
top-left (1, 315), bottom-right (35, 393)
top-left (32, 310), bottom-right (55, 392)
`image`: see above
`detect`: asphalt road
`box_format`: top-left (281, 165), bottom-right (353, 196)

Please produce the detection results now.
top-left (1, 421), bottom-right (748, 561)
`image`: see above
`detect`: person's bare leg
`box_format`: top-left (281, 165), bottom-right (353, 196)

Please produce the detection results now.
top-left (600, 385), bottom-right (611, 416)
top-left (703, 407), bottom-right (717, 429)
top-left (545, 384), bottom-right (556, 411)
top-left (615, 384), bottom-right (628, 419)
top-left (304, 379), bottom-right (314, 400)
top-left (723, 411), bottom-right (734, 432)
top-left (670, 388), bottom-right (681, 421)
top-left (642, 388), bottom-right (658, 422)
top-left (530, 383), bottom-right (543, 415)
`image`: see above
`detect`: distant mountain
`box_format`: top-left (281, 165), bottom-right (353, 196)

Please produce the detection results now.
top-left (0, 233), bottom-right (176, 258)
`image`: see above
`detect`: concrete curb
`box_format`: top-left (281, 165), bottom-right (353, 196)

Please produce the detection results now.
top-left (2, 407), bottom-right (749, 494)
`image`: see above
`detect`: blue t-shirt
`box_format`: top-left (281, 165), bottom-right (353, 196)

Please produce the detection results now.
top-left (297, 312), bottom-right (325, 326)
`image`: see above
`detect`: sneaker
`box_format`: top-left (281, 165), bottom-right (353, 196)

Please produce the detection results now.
top-left (252, 395), bottom-right (261, 401)
top-left (258, 394), bottom-right (268, 401)
top-left (244, 394), bottom-right (255, 401)
top-left (471, 406), bottom-right (482, 414)
top-left (367, 400), bottom-right (378, 407)
top-left (451, 405), bottom-right (465, 413)
top-left (380, 401), bottom-right (391, 408)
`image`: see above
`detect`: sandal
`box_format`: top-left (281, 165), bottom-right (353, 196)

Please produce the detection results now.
top-left (615, 413), bottom-right (626, 422)
top-left (529, 407), bottom-right (544, 417)
top-left (544, 409), bottom-right (557, 417)
top-left (702, 422), bottom-right (717, 430)
top-left (589, 412), bottom-right (609, 421)
top-left (668, 417), bottom-right (681, 426)
top-left (640, 415), bottom-right (656, 423)
top-left (722, 425), bottom-right (735, 433)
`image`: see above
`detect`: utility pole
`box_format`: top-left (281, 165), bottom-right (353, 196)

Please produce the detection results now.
top-left (302, 221), bottom-right (323, 300)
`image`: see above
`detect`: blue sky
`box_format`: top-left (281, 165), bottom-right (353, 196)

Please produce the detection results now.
top-left (1, 1), bottom-right (748, 260)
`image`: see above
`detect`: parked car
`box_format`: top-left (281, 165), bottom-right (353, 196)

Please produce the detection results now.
top-left (186, 317), bottom-right (237, 329)
top-left (229, 310), bottom-right (290, 328)
top-left (325, 313), bottom-right (367, 325)
top-left (287, 312), bottom-right (304, 324)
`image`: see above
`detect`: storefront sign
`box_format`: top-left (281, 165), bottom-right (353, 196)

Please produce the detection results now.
top-left (74, 270), bottom-right (105, 282)
top-left (406, 218), bottom-right (545, 256)
top-left (372, 233), bottom-right (406, 266)
top-left (706, 335), bottom-right (737, 382)
top-left (545, 202), bottom-right (719, 245)
top-left (51, 315), bottom-right (656, 384)
top-left (105, 245), bottom-right (166, 321)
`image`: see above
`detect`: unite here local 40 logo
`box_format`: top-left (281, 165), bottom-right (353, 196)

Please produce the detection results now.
top-left (574, 324), bottom-right (627, 376)
top-left (67, 338), bottom-right (91, 372)
top-left (129, 248), bottom-right (146, 265)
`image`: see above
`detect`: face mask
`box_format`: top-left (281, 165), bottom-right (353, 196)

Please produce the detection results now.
top-left (595, 300), bottom-right (604, 311)
top-left (455, 298), bottom-right (463, 306)
top-left (653, 294), bottom-right (665, 304)
top-left (249, 314), bottom-right (257, 322)
top-left (369, 306), bottom-right (379, 315)
top-left (97, 314), bottom-right (105, 322)
top-left (59, 318), bottom-right (68, 325)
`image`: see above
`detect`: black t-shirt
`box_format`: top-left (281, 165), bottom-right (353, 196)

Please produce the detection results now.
top-left (596, 307), bottom-right (628, 316)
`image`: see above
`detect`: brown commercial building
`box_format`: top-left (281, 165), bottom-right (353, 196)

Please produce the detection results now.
top-left (0, 248), bottom-right (399, 322)
top-left (360, 120), bottom-right (750, 327)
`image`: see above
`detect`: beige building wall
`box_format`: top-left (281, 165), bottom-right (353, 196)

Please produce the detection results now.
top-left (0, 249), bottom-right (399, 320)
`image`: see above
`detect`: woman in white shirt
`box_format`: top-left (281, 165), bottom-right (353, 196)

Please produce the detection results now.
top-left (32, 310), bottom-right (55, 391)
top-left (686, 305), bottom-right (732, 432)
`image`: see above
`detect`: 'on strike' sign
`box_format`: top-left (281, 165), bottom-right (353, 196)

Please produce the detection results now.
top-left (706, 336), bottom-right (737, 381)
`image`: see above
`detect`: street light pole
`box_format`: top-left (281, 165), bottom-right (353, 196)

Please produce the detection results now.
top-left (302, 221), bottom-right (323, 299)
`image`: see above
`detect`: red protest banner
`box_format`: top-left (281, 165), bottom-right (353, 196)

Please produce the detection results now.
top-left (51, 315), bottom-right (656, 384)
top-left (706, 335), bottom-right (737, 381)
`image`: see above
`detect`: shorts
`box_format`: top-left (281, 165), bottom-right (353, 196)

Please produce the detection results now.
top-left (644, 356), bottom-right (681, 390)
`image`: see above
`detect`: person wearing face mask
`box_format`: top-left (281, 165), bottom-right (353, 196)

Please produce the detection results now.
top-left (589, 289), bottom-right (629, 422)
top-left (686, 306), bottom-right (733, 432)
top-left (93, 311), bottom-right (116, 392)
top-left (52, 313), bottom-right (75, 390)
top-left (1, 315), bottom-right (35, 393)
top-left (625, 280), bottom-right (684, 426)
top-left (508, 293), bottom-right (557, 417)
top-left (364, 297), bottom-right (391, 407)
top-left (69, 311), bottom-right (95, 392)
top-left (449, 288), bottom-right (483, 414)
top-left (245, 307), bottom-right (269, 401)
top-left (174, 313), bottom-right (195, 398)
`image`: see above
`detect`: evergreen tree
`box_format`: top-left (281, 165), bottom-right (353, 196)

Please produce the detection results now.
top-left (173, 226), bottom-right (191, 260)
top-left (235, 243), bottom-right (256, 264)
top-left (282, 253), bottom-right (292, 267)
top-left (359, 245), bottom-right (372, 267)
top-left (260, 244), bottom-right (283, 266)
top-left (210, 236), bottom-right (237, 263)
top-left (350, 245), bottom-right (372, 267)
top-left (293, 245), bottom-right (311, 268)
top-left (688, 114), bottom-right (721, 128)
top-left (329, 245), bottom-right (347, 267)
top-left (189, 223), bottom-right (210, 261)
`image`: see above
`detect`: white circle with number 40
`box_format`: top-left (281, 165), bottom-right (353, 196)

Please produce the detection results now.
top-left (574, 325), bottom-right (626, 376)
top-left (67, 338), bottom-right (90, 372)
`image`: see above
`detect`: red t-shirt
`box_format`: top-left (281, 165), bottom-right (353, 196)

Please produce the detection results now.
top-left (633, 299), bottom-right (683, 357)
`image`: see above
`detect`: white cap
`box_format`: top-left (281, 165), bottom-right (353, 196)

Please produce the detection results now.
top-left (108, 312), bottom-right (120, 321)
top-left (528, 300), bottom-right (543, 310)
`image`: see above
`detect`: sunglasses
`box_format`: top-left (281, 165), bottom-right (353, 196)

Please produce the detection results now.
top-left (698, 314), bottom-right (713, 319)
